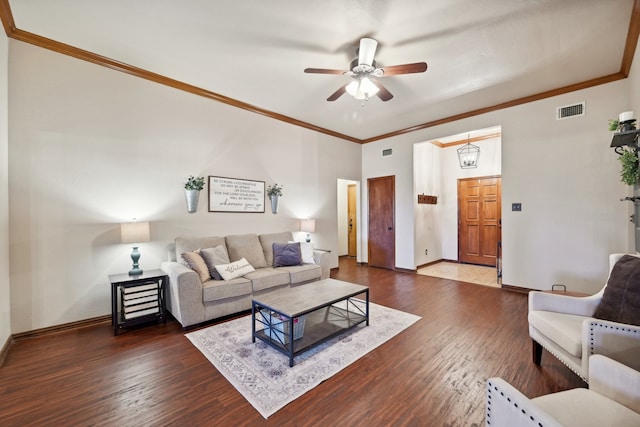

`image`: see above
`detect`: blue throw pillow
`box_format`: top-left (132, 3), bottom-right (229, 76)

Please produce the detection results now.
top-left (272, 242), bottom-right (302, 267)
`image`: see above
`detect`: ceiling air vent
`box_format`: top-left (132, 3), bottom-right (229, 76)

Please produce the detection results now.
top-left (382, 148), bottom-right (393, 156)
top-left (556, 102), bottom-right (585, 120)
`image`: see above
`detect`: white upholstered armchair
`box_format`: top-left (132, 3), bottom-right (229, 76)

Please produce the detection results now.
top-left (486, 355), bottom-right (640, 426)
top-left (528, 254), bottom-right (640, 382)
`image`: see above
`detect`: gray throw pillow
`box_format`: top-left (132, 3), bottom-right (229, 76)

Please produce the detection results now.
top-left (200, 245), bottom-right (231, 280)
top-left (593, 254), bottom-right (640, 326)
top-left (272, 242), bottom-right (302, 267)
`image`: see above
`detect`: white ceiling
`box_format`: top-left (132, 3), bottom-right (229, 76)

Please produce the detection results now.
top-left (6, 0), bottom-right (638, 141)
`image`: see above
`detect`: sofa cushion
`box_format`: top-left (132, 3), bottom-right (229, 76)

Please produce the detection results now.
top-left (181, 250), bottom-right (210, 282)
top-left (202, 277), bottom-right (252, 302)
top-left (175, 236), bottom-right (226, 265)
top-left (528, 310), bottom-right (584, 357)
top-left (273, 242), bottom-right (302, 267)
top-left (593, 254), bottom-right (640, 326)
top-left (244, 268), bottom-right (290, 292)
top-left (225, 234), bottom-right (268, 268)
top-left (259, 231), bottom-right (295, 266)
top-left (215, 258), bottom-right (256, 281)
top-left (200, 245), bottom-right (230, 280)
top-left (277, 264), bottom-right (322, 285)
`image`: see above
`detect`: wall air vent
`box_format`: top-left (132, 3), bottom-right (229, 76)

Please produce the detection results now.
top-left (556, 102), bottom-right (585, 120)
top-left (382, 148), bottom-right (393, 156)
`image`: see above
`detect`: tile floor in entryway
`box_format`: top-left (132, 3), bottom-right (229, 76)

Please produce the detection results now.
top-left (417, 261), bottom-right (501, 288)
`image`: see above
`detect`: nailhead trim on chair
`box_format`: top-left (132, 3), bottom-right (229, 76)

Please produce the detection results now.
top-left (589, 322), bottom-right (640, 356)
top-left (537, 341), bottom-right (586, 381)
top-left (486, 381), bottom-right (545, 427)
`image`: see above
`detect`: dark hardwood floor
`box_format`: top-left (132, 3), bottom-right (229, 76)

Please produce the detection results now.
top-left (0, 258), bottom-right (585, 426)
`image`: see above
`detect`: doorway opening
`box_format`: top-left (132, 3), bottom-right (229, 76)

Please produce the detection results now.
top-left (413, 125), bottom-right (502, 276)
top-left (337, 179), bottom-right (361, 261)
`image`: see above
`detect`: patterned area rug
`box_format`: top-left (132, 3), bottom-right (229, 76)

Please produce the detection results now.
top-left (186, 301), bottom-right (420, 418)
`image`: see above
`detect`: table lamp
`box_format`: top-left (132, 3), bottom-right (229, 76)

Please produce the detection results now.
top-left (300, 218), bottom-right (316, 243)
top-left (120, 220), bottom-right (150, 275)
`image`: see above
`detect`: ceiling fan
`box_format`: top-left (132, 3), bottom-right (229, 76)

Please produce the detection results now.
top-left (304, 37), bottom-right (427, 102)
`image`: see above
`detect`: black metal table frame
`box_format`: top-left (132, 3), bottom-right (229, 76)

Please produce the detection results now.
top-left (251, 289), bottom-right (369, 367)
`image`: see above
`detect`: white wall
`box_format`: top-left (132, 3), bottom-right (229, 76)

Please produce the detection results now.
top-left (0, 28), bottom-right (11, 348)
top-left (628, 37), bottom-right (640, 251)
top-left (8, 41), bottom-right (361, 333)
top-left (364, 80), bottom-right (630, 294)
top-left (414, 130), bottom-right (501, 267)
top-left (630, 38), bottom-right (640, 131)
top-left (414, 142), bottom-right (442, 264)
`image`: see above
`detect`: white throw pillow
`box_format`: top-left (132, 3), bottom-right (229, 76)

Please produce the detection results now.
top-left (290, 240), bottom-right (315, 264)
top-left (215, 258), bottom-right (255, 281)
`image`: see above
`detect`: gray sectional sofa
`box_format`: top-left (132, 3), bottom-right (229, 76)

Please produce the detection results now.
top-left (160, 231), bottom-right (330, 327)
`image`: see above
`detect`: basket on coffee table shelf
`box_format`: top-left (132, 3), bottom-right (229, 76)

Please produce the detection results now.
top-left (259, 310), bottom-right (306, 344)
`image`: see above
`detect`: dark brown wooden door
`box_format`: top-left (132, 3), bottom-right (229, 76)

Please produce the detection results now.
top-left (348, 184), bottom-right (357, 257)
top-left (368, 176), bottom-right (395, 269)
top-left (458, 176), bottom-right (501, 266)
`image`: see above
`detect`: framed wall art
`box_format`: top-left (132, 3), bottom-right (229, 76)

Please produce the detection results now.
top-left (208, 176), bottom-right (265, 213)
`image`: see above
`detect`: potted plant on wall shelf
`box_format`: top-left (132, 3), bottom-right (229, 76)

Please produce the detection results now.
top-left (608, 119), bottom-right (620, 132)
top-left (267, 183), bottom-right (283, 214)
top-left (184, 175), bottom-right (205, 213)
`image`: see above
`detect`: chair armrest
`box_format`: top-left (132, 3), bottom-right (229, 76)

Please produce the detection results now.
top-left (313, 250), bottom-right (331, 279)
top-left (581, 318), bottom-right (640, 378)
top-left (161, 261), bottom-right (204, 327)
top-left (486, 378), bottom-right (562, 427)
top-left (528, 291), bottom-right (601, 317)
top-left (589, 354), bottom-right (640, 414)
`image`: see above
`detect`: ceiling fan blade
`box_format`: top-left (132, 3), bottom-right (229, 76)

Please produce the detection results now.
top-left (304, 68), bottom-right (347, 75)
top-left (372, 81), bottom-right (393, 102)
top-left (358, 38), bottom-right (378, 66)
top-left (327, 84), bottom-right (348, 101)
top-left (380, 62), bottom-right (428, 76)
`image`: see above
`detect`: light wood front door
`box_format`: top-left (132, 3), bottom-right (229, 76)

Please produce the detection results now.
top-left (348, 184), bottom-right (357, 257)
top-left (458, 176), bottom-right (501, 266)
top-left (368, 176), bottom-right (395, 270)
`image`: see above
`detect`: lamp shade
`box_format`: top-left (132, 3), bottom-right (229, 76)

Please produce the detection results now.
top-left (300, 219), bottom-right (316, 233)
top-left (120, 221), bottom-right (150, 244)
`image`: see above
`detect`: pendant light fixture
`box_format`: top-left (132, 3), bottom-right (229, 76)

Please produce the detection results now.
top-left (457, 134), bottom-right (480, 169)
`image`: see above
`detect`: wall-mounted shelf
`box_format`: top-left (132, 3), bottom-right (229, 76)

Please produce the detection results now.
top-left (417, 194), bottom-right (438, 204)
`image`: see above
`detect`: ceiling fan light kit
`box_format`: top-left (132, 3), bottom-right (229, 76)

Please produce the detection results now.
top-left (345, 77), bottom-right (379, 100)
top-left (304, 37), bottom-right (428, 103)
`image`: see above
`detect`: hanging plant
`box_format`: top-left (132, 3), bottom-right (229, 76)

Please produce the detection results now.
top-left (185, 175), bottom-right (205, 191)
top-left (184, 175), bottom-right (205, 214)
top-left (619, 148), bottom-right (640, 185)
top-left (267, 183), bottom-right (283, 197)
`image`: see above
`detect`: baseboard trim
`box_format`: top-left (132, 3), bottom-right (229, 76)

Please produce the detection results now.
top-left (501, 284), bottom-right (529, 294)
top-left (12, 315), bottom-right (111, 341)
top-left (0, 334), bottom-right (12, 368)
top-left (395, 266), bottom-right (417, 273)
